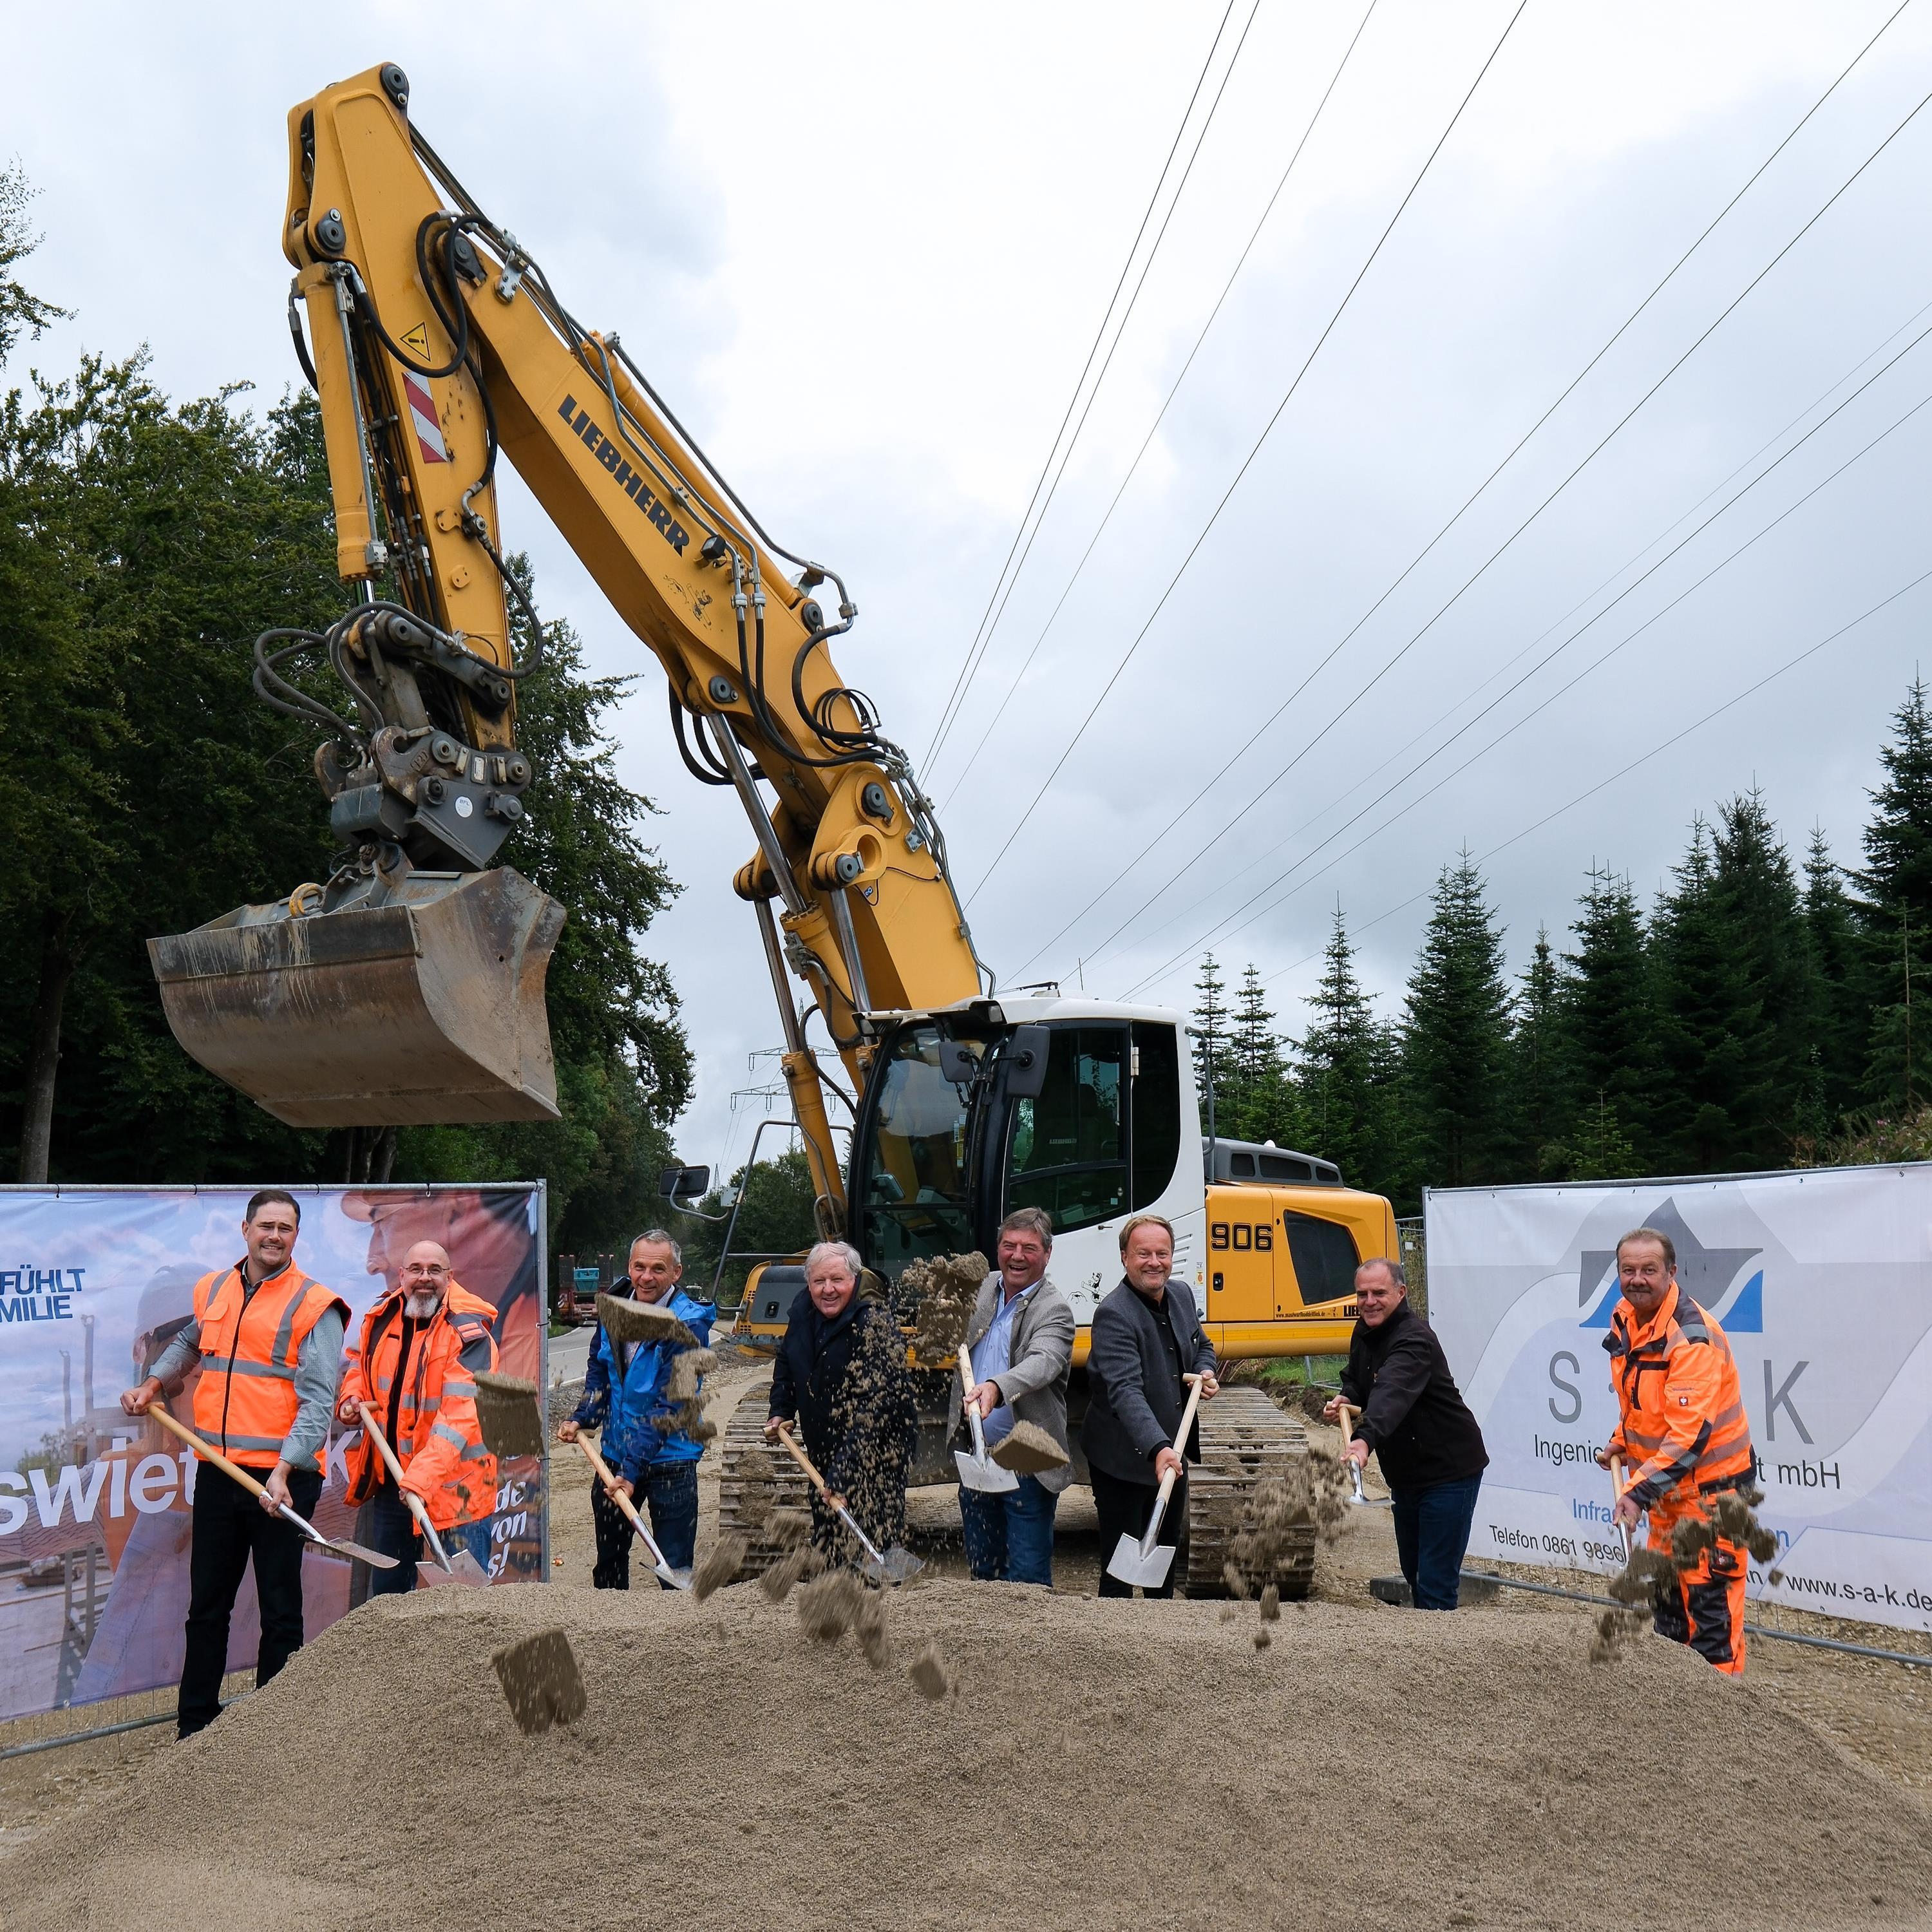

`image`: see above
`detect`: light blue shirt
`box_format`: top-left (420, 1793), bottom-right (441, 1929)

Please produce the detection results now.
top-left (975, 1276), bottom-right (1039, 1445)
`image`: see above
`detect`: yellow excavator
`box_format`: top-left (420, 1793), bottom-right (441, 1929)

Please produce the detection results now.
top-left (147, 64), bottom-right (1395, 1593)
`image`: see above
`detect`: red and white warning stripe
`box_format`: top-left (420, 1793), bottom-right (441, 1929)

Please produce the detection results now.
top-left (401, 369), bottom-right (450, 464)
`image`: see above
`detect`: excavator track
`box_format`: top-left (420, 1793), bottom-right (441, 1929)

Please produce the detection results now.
top-left (716, 1380), bottom-right (814, 1580)
top-left (1184, 1385), bottom-right (1316, 1600)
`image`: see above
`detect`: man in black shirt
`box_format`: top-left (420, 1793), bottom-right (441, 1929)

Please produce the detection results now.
top-left (1325, 1258), bottom-right (1487, 1610)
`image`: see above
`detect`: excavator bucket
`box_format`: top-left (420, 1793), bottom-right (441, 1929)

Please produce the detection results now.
top-left (147, 868), bottom-right (565, 1128)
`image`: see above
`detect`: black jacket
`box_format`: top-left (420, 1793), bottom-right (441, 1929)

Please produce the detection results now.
top-left (768, 1292), bottom-right (915, 1516)
top-left (1340, 1298), bottom-right (1488, 1493)
top-left (1081, 1276), bottom-right (1218, 1486)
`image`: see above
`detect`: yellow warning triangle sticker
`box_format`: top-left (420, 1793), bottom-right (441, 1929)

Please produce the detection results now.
top-left (401, 322), bottom-right (430, 356)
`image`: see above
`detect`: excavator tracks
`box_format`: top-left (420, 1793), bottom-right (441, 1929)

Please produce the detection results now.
top-left (716, 1380), bottom-right (814, 1580)
top-left (1184, 1385), bottom-right (1316, 1600)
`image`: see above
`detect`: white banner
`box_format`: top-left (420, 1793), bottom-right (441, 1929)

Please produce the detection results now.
top-left (1427, 1164), bottom-right (1932, 1634)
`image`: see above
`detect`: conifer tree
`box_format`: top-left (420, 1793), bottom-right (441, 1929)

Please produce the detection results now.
top-left (1560, 866), bottom-right (1654, 1164)
top-left (1853, 678), bottom-right (1932, 1108)
top-left (1799, 826), bottom-right (1861, 1128)
top-left (1511, 926), bottom-right (1569, 1177)
top-left (1190, 954), bottom-right (1234, 1133)
top-left (1401, 849), bottom-right (1512, 1188)
top-left (1227, 963), bottom-right (1298, 1144)
top-left (1651, 817), bottom-right (1759, 1172)
top-left (1295, 907), bottom-right (1401, 1196)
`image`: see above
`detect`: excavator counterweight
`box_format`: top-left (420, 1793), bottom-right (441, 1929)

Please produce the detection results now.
top-left (149, 868), bottom-right (564, 1128)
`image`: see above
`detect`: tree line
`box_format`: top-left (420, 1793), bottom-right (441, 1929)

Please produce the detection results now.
top-left (1193, 680), bottom-right (1932, 1211)
top-left (0, 167), bottom-right (690, 1251)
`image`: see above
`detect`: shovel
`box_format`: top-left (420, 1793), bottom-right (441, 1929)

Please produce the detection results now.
top-left (1104, 1373), bottom-right (1204, 1591)
top-left (1609, 1452), bottom-right (1634, 1563)
top-left (772, 1423), bottom-right (923, 1586)
top-left (567, 1433), bottom-right (692, 1591)
top-left (1336, 1402), bottom-right (1394, 1509)
top-left (145, 1403), bottom-right (397, 1569)
top-left (953, 1334), bottom-right (1018, 1495)
top-left (355, 1402), bottom-right (489, 1588)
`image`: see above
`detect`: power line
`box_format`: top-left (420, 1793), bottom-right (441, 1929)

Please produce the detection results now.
top-left (963, 0), bottom-right (1531, 904)
top-left (1084, 315), bottom-right (1932, 980)
top-left (925, 0), bottom-right (1266, 784)
top-left (1117, 381), bottom-right (1932, 998)
top-left (933, 0), bottom-right (1380, 808)
top-left (1243, 565), bottom-right (1932, 996)
top-left (920, 3), bottom-right (1242, 773)
top-left (1014, 9), bottom-right (1922, 971)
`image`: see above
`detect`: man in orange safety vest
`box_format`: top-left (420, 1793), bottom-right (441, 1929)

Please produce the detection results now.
top-left (1596, 1226), bottom-right (1757, 1674)
top-left (121, 1189), bottom-right (347, 1737)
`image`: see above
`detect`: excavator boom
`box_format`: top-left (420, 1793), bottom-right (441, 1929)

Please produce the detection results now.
top-left (151, 64), bottom-right (983, 1212)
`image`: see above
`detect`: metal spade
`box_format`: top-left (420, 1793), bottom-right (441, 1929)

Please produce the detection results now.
top-left (953, 1333), bottom-right (1018, 1495)
top-left (1104, 1372), bottom-right (1204, 1591)
top-left (355, 1402), bottom-right (489, 1587)
top-left (1337, 1401), bottom-right (1394, 1508)
top-left (773, 1423), bottom-right (923, 1586)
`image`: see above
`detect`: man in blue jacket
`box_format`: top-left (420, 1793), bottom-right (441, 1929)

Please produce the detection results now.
top-left (558, 1230), bottom-right (714, 1589)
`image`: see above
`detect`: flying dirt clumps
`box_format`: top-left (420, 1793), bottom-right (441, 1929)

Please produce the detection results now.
top-left (989, 1419), bottom-right (1067, 1475)
top-left (667, 1349), bottom-right (717, 1403)
top-left (490, 1627), bottom-right (586, 1736)
top-left (760, 1543), bottom-right (823, 1604)
top-left (909, 1642), bottom-right (952, 1700)
top-left (795, 1569), bottom-right (892, 1668)
top-left (1590, 1488), bottom-right (1781, 1664)
top-left (694, 1535), bottom-right (748, 1602)
top-left (902, 1251), bottom-right (990, 1365)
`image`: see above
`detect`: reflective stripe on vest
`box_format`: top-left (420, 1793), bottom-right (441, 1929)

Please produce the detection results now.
top-left (190, 1264), bottom-right (343, 1469)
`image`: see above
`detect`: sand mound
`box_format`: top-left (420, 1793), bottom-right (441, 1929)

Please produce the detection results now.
top-left (7, 1582), bottom-right (1929, 1932)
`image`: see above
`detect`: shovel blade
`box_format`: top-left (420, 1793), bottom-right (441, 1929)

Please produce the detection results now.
top-left (654, 1563), bottom-right (696, 1593)
top-left (321, 1535), bottom-right (399, 1570)
top-left (1105, 1531), bottom-right (1176, 1590)
top-left (419, 1548), bottom-right (491, 1587)
top-left (954, 1449), bottom-right (1019, 1494)
top-left (862, 1546), bottom-right (925, 1587)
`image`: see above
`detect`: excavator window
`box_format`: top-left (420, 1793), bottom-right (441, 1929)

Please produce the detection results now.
top-left (858, 1025), bottom-right (978, 1273)
top-left (1005, 1027), bottom-right (1128, 1234)
top-left (1281, 1209), bottom-right (1361, 1307)
top-left (1130, 1019), bottom-right (1182, 1208)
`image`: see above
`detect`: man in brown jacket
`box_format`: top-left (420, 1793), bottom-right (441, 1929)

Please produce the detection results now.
top-left (950, 1208), bottom-right (1076, 1586)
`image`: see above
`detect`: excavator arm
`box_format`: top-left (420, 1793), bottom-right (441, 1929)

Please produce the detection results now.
top-left (149, 62), bottom-right (984, 1226)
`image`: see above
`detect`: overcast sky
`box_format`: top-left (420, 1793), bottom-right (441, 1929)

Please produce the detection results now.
top-left (11, 2), bottom-right (1932, 1181)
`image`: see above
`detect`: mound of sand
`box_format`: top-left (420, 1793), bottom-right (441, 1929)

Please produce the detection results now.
top-left (8, 1581), bottom-right (1929, 1932)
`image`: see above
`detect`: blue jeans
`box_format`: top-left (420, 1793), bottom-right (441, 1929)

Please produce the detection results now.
top-left (591, 1460), bottom-right (699, 1589)
top-left (1390, 1472), bottom-right (1483, 1610)
top-left (368, 1485), bottom-right (424, 1596)
top-left (958, 1475), bottom-right (1058, 1586)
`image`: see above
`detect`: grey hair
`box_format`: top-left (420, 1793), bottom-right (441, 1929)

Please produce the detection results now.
top-left (631, 1227), bottom-right (683, 1265)
top-left (999, 1206), bottom-right (1054, 1249)
top-left (804, 1240), bottom-right (862, 1280)
top-left (1355, 1257), bottom-right (1406, 1289)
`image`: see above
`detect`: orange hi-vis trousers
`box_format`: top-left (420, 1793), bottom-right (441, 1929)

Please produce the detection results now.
top-left (1646, 1495), bottom-right (1746, 1675)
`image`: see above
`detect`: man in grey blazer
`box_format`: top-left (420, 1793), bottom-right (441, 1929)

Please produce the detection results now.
top-left (951, 1207), bottom-right (1077, 1586)
top-left (1082, 1213), bottom-right (1220, 1598)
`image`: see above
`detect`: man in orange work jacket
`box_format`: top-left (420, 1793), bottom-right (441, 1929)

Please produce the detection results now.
top-left (1595, 1225), bottom-right (1757, 1674)
top-left (337, 1239), bottom-right (498, 1593)
top-left (121, 1189), bottom-right (348, 1738)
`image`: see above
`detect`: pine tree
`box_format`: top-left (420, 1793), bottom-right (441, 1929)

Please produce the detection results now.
top-left (1401, 849), bottom-right (1513, 1188)
top-left (1651, 817), bottom-right (1760, 1172)
top-left (1853, 678), bottom-right (1932, 1108)
top-left (1227, 963), bottom-right (1298, 1144)
top-left (1511, 926), bottom-right (1569, 1177)
top-left (1799, 826), bottom-right (1861, 1128)
top-left (1190, 954), bottom-right (1234, 1134)
top-left (1560, 866), bottom-right (1654, 1165)
top-left (1568, 1091), bottom-right (1638, 1181)
top-left (1294, 907), bottom-right (1401, 1196)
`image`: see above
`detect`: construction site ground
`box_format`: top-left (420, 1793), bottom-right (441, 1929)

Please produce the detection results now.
top-left (2, 1349), bottom-right (1927, 1929)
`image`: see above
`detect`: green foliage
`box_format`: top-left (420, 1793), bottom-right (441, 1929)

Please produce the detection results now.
top-left (1401, 849), bottom-right (1513, 1188)
top-left (1293, 909), bottom-right (1404, 1199)
top-left (0, 163), bottom-right (68, 364)
top-left (1853, 677), bottom-right (1932, 1110)
top-left (676, 1147), bottom-right (819, 1307)
top-left (1511, 927), bottom-right (1568, 1177)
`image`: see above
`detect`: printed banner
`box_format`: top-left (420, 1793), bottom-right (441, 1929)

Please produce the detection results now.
top-left (0, 1184), bottom-right (548, 1721)
top-left (1428, 1166), bottom-right (1932, 1634)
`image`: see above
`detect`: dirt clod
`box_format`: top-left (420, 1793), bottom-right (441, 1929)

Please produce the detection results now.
top-left (902, 1251), bottom-right (989, 1363)
top-left (909, 1641), bottom-right (952, 1700)
top-left (1259, 1584), bottom-right (1280, 1624)
top-left (489, 1627), bottom-right (585, 1735)
top-left (988, 1418), bottom-right (1067, 1475)
top-left (759, 1543), bottom-right (822, 1604)
top-left (693, 1535), bottom-right (747, 1601)
top-left (797, 1567), bottom-right (865, 1644)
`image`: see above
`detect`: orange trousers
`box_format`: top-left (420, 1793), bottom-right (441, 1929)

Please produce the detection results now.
top-left (1647, 1502), bottom-right (1746, 1674)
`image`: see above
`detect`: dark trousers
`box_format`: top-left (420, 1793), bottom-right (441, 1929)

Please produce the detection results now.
top-left (180, 1462), bottom-right (321, 1738)
top-left (367, 1486), bottom-right (423, 1596)
top-left (1092, 1463), bottom-right (1184, 1600)
top-left (959, 1475), bottom-right (1059, 1586)
top-left (590, 1461), bottom-right (699, 1589)
top-left (1390, 1472), bottom-right (1483, 1610)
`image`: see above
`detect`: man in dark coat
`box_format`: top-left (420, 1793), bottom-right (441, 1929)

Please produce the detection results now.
top-left (1325, 1258), bottom-right (1488, 1609)
top-left (766, 1240), bottom-right (914, 1564)
top-left (1081, 1213), bottom-right (1219, 1599)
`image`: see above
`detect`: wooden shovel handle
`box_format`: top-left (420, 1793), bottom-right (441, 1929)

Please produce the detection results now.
top-left (1171, 1372), bottom-right (1206, 1462)
top-left (956, 1334), bottom-right (978, 1401)
top-left (146, 1400), bottom-right (272, 1502)
top-left (1338, 1399), bottom-right (1359, 1436)
top-left (773, 1422), bottom-right (832, 1502)
top-left (357, 1403), bottom-right (444, 1553)
top-left (569, 1432), bottom-right (659, 1546)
